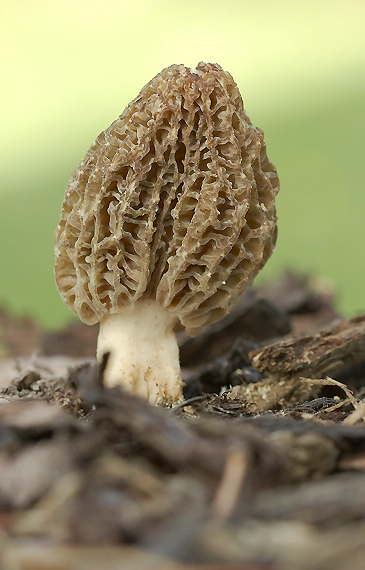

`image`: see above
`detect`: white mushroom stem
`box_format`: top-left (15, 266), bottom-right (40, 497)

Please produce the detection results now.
top-left (96, 300), bottom-right (183, 404)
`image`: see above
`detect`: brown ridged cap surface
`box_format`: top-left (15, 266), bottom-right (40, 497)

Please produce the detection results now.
top-left (55, 62), bottom-right (279, 335)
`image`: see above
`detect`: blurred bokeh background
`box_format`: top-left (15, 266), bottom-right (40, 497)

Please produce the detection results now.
top-left (1, 0), bottom-right (364, 329)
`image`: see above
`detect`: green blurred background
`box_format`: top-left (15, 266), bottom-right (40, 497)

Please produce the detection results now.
top-left (1, 0), bottom-right (364, 328)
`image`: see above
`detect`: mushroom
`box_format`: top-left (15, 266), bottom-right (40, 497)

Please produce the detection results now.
top-left (54, 62), bottom-right (279, 405)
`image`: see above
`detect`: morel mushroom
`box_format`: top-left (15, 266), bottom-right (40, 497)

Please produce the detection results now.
top-left (54, 62), bottom-right (279, 404)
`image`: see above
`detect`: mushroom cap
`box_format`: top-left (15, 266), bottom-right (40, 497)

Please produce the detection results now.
top-left (55, 62), bottom-right (279, 336)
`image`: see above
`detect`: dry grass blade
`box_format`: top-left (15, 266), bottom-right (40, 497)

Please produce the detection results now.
top-left (343, 399), bottom-right (365, 425)
top-left (300, 376), bottom-right (359, 410)
top-left (170, 395), bottom-right (208, 414)
top-left (212, 448), bottom-right (248, 520)
top-left (320, 398), bottom-right (350, 415)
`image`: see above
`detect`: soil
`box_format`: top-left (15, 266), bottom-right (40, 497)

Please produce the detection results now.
top-left (0, 271), bottom-right (364, 570)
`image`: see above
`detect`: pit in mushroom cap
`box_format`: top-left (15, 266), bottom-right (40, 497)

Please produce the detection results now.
top-left (54, 62), bottom-right (279, 404)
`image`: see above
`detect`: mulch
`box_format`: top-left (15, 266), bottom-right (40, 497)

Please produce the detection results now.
top-left (0, 271), bottom-right (364, 570)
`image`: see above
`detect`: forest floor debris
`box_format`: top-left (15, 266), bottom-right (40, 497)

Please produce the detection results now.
top-left (0, 272), bottom-right (364, 569)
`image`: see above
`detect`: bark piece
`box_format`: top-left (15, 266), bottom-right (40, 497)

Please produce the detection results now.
top-left (251, 315), bottom-right (365, 380)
